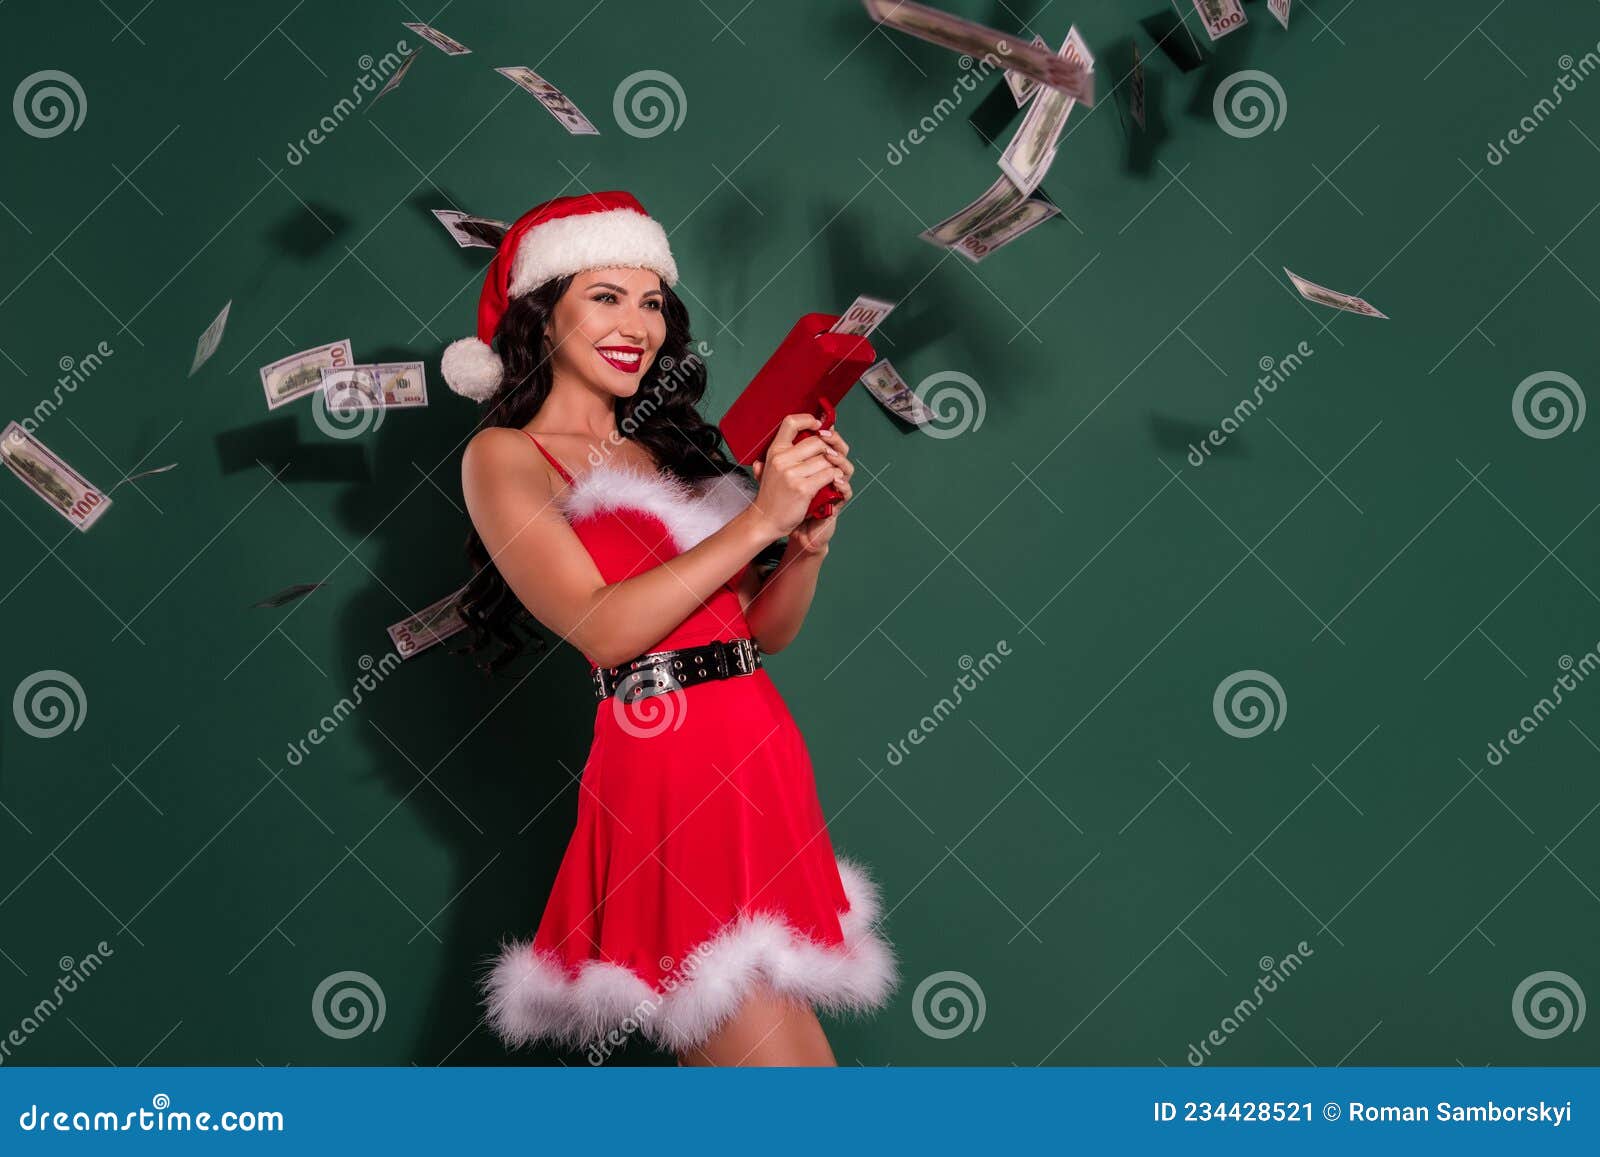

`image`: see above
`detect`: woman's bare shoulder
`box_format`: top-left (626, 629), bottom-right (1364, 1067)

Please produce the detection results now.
top-left (462, 426), bottom-right (551, 496)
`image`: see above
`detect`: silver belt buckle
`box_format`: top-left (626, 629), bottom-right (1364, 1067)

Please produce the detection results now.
top-left (730, 638), bottom-right (756, 674)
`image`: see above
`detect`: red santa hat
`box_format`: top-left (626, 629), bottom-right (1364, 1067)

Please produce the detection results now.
top-left (441, 189), bottom-right (678, 401)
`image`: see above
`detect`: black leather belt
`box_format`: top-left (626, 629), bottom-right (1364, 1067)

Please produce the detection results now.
top-left (592, 637), bottom-right (762, 702)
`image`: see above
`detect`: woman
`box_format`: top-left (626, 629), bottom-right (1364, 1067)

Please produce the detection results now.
top-left (448, 190), bottom-right (899, 1066)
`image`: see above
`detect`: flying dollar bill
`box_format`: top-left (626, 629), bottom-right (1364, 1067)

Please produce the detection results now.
top-left (1269, 0), bottom-right (1292, 29)
top-left (322, 362), bottom-right (430, 410)
top-left (260, 339), bottom-right (354, 410)
top-left (1004, 33), bottom-right (1050, 107)
top-left (496, 67), bottom-right (599, 134)
top-left (829, 295), bottom-right (897, 338)
top-left (999, 25), bottom-right (1094, 196)
top-left (189, 300), bottom-right (231, 377)
top-left (432, 209), bottom-right (508, 249)
top-left (0, 422), bottom-right (113, 531)
top-left (370, 51), bottom-right (419, 108)
top-left (860, 359), bottom-right (938, 427)
top-left (388, 586), bottom-right (470, 658)
top-left (402, 21), bottom-right (471, 55)
top-left (860, 0), bottom-right (1094, 106)
top-left (1284, 268), bottom-right (1388, 318)
top-left (919, 174), bottom-right (1027, 250)
top-left (953, 197), bottom-right (1060, 261)
top-left (1192, 0), bottom-right (1248, 41)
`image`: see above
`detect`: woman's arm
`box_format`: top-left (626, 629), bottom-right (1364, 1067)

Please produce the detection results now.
top-left (462, 417), bottom-right (839, 669)
top-left (737, 540), bottom-right (828, 654)
top-left (462, 427), bottom-right (782, 669)
top-left (736, 425), bottom-right (854, 654)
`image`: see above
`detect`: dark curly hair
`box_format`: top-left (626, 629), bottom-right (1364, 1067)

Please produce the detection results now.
top-left (453, 273), bottom-right (781, 675)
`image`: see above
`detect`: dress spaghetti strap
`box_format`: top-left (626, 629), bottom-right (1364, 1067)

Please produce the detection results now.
top-left (520, 429), bottom-right (575, 484)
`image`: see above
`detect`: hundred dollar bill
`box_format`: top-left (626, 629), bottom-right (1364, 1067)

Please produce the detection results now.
top-left (370, 50), bottom-right (418, 108)
top-left (260, 339), bottom-right (354, 410)
top-left (829, 295), bottom-right (896, 338)
top-left (953, 197), bottom-right (1060, 261)
top-left (1004, 34), bottom-right (1050, 107)
top-left (1130, 41), bottom-right (1147, 129)
top-left (402, 21), bottom-right (470, 55)
top-left (919, 173), bottom-right (1027, 249)
top-left (253, 582), bottom-right (325, 609)
top-left (1192, 0), bottom-right (1247, 41)
top-left (1284, 268), bottom-right (1388, 318)
top-left (496, 67), bottom-right (599, 135)
top-left (1268, 0), bottom-right (1292, 29)
top-left (999, 25), bottom-right (1094, 196)
top-left (388, 586), bottom-right (469, 658)
top-left (322, 362), bottom-right (430, 409)
top-left (861, 0), bottom-right (1094, 106)
top-left (0, 421), bottom-right (112, 531)
top-left (431, 209), bottom-right (508, 249)
top-left (189, 300), bottom-right (231, 377)
top-left (860, 359), bottom-right (937, 427)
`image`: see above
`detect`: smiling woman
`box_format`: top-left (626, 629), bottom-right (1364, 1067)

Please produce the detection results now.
top-left (444, 190), bottom-right (896, 1066)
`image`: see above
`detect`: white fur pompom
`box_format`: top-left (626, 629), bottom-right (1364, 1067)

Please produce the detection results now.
top-left (441, 336), bottom-right (504, 402)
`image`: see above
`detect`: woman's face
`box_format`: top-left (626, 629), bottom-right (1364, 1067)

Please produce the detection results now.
top-left (543, 266), bottom-right (667, 396)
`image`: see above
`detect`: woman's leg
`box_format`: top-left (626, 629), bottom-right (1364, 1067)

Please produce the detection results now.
top-left (676, 983), bottom-right (838, 1067)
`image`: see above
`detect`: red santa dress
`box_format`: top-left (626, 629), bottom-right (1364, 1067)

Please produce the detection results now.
top-left (479, 430), bottom-right (898, 1055)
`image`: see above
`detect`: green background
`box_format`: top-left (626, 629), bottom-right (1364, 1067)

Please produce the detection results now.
top-left (2, 0), bottom-right (1597, 1066)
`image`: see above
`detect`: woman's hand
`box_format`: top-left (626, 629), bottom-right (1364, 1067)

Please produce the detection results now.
top-left (749, 414), bottom-right (846, 537)
top-left (781, 426), bottom-right (852, 555)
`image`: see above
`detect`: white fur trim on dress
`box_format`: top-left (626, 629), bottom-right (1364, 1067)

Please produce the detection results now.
top-left (479, 855), bottom-right (899, 1055)
top-left (510, 207), bottom-right (679, 296)
top-left (557, 463), bottom-right (759, 553)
